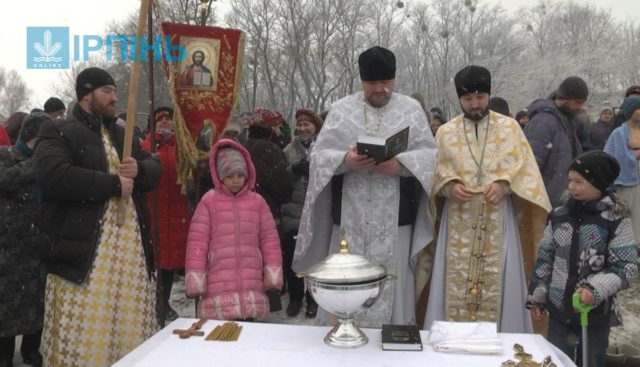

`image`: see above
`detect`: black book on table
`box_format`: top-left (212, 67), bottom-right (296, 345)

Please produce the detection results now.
top-left (381, 324), bottom-right (423, 351)
top-left (356, 126), bottom-right (410, 163)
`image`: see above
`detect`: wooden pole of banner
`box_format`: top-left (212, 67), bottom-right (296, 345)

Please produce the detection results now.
top-left (146, 1), bottom-right (166, 328)
top-left (117, 0), bottom-right (151, 226)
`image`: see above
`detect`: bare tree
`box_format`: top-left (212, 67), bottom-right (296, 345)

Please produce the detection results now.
top-left (279, 0), bottom-right (355, 115)
top-left (0, 68), bottom-right (31, 117)
top-left (522, 0), bottom-right (560, 58)
top-left (49, 62), bottom-right (89, 104)
top-left (368, 0), bottom-right (410, 49)
top-left (331, 0), bottom-right (370, 98)
top-left (226, 0), bottom-right (284, 111)
top-left (0, 68), bottom-right (5, 90)
top-left (614, 21), bottom-right (640, 98)
top-left (157, 0), bottom-right (219, 25)
top-left (105, 0), bottom-right (637, 122)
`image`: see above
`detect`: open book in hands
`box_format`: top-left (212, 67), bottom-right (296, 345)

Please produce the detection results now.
top-left (356, 126), bottom-right (409, 163)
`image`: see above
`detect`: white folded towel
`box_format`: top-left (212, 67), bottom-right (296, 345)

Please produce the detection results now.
top-left (427, 321), bottom-right (503, 355)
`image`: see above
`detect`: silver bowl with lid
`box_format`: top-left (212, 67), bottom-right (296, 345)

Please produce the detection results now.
top-left (299, 238), bottom-right (388, 348)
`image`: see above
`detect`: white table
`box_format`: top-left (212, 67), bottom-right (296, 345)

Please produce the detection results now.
top-left (114, 318), bottom-right (575, 367)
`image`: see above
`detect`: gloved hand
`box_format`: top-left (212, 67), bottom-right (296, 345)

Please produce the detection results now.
top-left (291, 160), bottom-right (310, 176)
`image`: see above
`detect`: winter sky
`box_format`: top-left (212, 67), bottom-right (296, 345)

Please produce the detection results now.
top-left (1, 0), bottom-right (638, 110)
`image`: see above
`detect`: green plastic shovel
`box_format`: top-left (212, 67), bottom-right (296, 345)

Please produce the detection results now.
top-left (572, 291), bottom-right (594, 367)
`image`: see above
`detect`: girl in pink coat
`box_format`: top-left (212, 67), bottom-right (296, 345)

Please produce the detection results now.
top-left (185, 139), bottom-right (283, 320)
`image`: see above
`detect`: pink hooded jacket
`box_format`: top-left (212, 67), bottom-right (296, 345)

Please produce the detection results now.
top-left (185, 139), bottom-right (283, 320)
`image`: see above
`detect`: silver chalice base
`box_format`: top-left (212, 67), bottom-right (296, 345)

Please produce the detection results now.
top-left (305, 277), bottom-right (387, 348)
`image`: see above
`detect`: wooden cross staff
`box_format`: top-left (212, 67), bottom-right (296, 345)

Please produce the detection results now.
top-left (172, 318), bottom-right (208, 339)
top-left (117, 0), bottom-right (151, 226)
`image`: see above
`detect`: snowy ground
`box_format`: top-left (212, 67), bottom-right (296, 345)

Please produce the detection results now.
top-left (12, 277), bottom-right (639, 365)
top-left (608, 279), bottom-right (640, 360)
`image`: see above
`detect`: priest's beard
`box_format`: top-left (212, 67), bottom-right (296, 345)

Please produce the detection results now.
top-left (89, 95), bottom-right (117, 120)
top-left (366, 89), bottom-right (392, 108)
top-left (462, 105), bottom-right (490, 122)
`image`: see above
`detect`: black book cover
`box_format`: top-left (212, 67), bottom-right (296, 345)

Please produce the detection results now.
top-left (357, 126), bottom-right (410, 163)
top-left (381, 324), bottom-right (423, 351)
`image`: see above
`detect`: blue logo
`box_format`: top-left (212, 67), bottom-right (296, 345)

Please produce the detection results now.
top-left (26, 27), bottom-right (186, 69)
top-left (27, 27), bottom-right (70, 69)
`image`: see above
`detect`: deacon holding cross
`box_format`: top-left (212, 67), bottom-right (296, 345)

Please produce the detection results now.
top-left (34, 67), bottom-right (162, 366)
top-left (424, 65), bottom-right (550, 333)
top-left (292, 46), bottom-right (437, 328)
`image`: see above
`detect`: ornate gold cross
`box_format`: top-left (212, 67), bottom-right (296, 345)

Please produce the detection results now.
top-left (501, 344), bottom-right (557, 367)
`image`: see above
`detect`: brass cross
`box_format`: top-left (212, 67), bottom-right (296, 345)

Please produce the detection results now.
top-left (501, 344), bottom-right (557, 367)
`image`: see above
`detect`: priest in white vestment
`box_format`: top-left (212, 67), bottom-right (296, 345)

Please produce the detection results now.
top-left (292, 46), bottom-right (437, 327)
top-left (424, 65), bottom-right (551, 333)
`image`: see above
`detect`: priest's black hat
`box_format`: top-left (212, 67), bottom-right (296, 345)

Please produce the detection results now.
top-left (358, 46), bottom-right (396, 81)
top-left (454, 65), bottom-right (491, 98)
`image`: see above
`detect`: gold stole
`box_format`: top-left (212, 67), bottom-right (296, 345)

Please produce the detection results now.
top-left (445, 194), bottom-right (504, 323)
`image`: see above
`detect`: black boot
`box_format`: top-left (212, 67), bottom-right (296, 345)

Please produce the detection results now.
top-left (164, 306), bottom-right (179, 321)
top-left (305, 299), bottom-right (318, 318)
top-left (21, 331), bottom-right (42, 367)
top-left (21, 352), bottom-right (42, 367)
top-left (0, 336), bottom-right (15, 367)
top-left (286, 300), bottom-right (302, 317)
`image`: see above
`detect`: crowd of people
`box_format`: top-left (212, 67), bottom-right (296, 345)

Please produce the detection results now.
top-left (0, 46), bottom-right (638, 367)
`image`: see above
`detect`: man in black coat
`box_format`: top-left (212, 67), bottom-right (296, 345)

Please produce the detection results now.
top-left (34, 67), bottom-right (162, 366)
top-left (524, 76), bottom-right (588, 207)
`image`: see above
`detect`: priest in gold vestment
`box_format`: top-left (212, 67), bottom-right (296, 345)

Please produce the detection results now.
top-left (424, 66), bottom-right (551, 333)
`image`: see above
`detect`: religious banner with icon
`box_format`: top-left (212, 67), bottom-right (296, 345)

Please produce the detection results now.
top-left (159, 22), bottom-right (245, 191)
top-left (161, 22), bottom-right (244, 141)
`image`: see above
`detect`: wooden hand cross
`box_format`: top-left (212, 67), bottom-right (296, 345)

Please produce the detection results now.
top-left (172, 319), bottom-right (207, 339)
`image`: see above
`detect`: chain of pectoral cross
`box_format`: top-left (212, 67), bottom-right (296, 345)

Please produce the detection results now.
top-left (463, 118), bottom-right (491, 186)
top-left (363, 100), bottom-right (386, 136)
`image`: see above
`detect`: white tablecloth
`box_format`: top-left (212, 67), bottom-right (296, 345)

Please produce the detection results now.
top-left (113, 318), bottom-right (575, 367)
